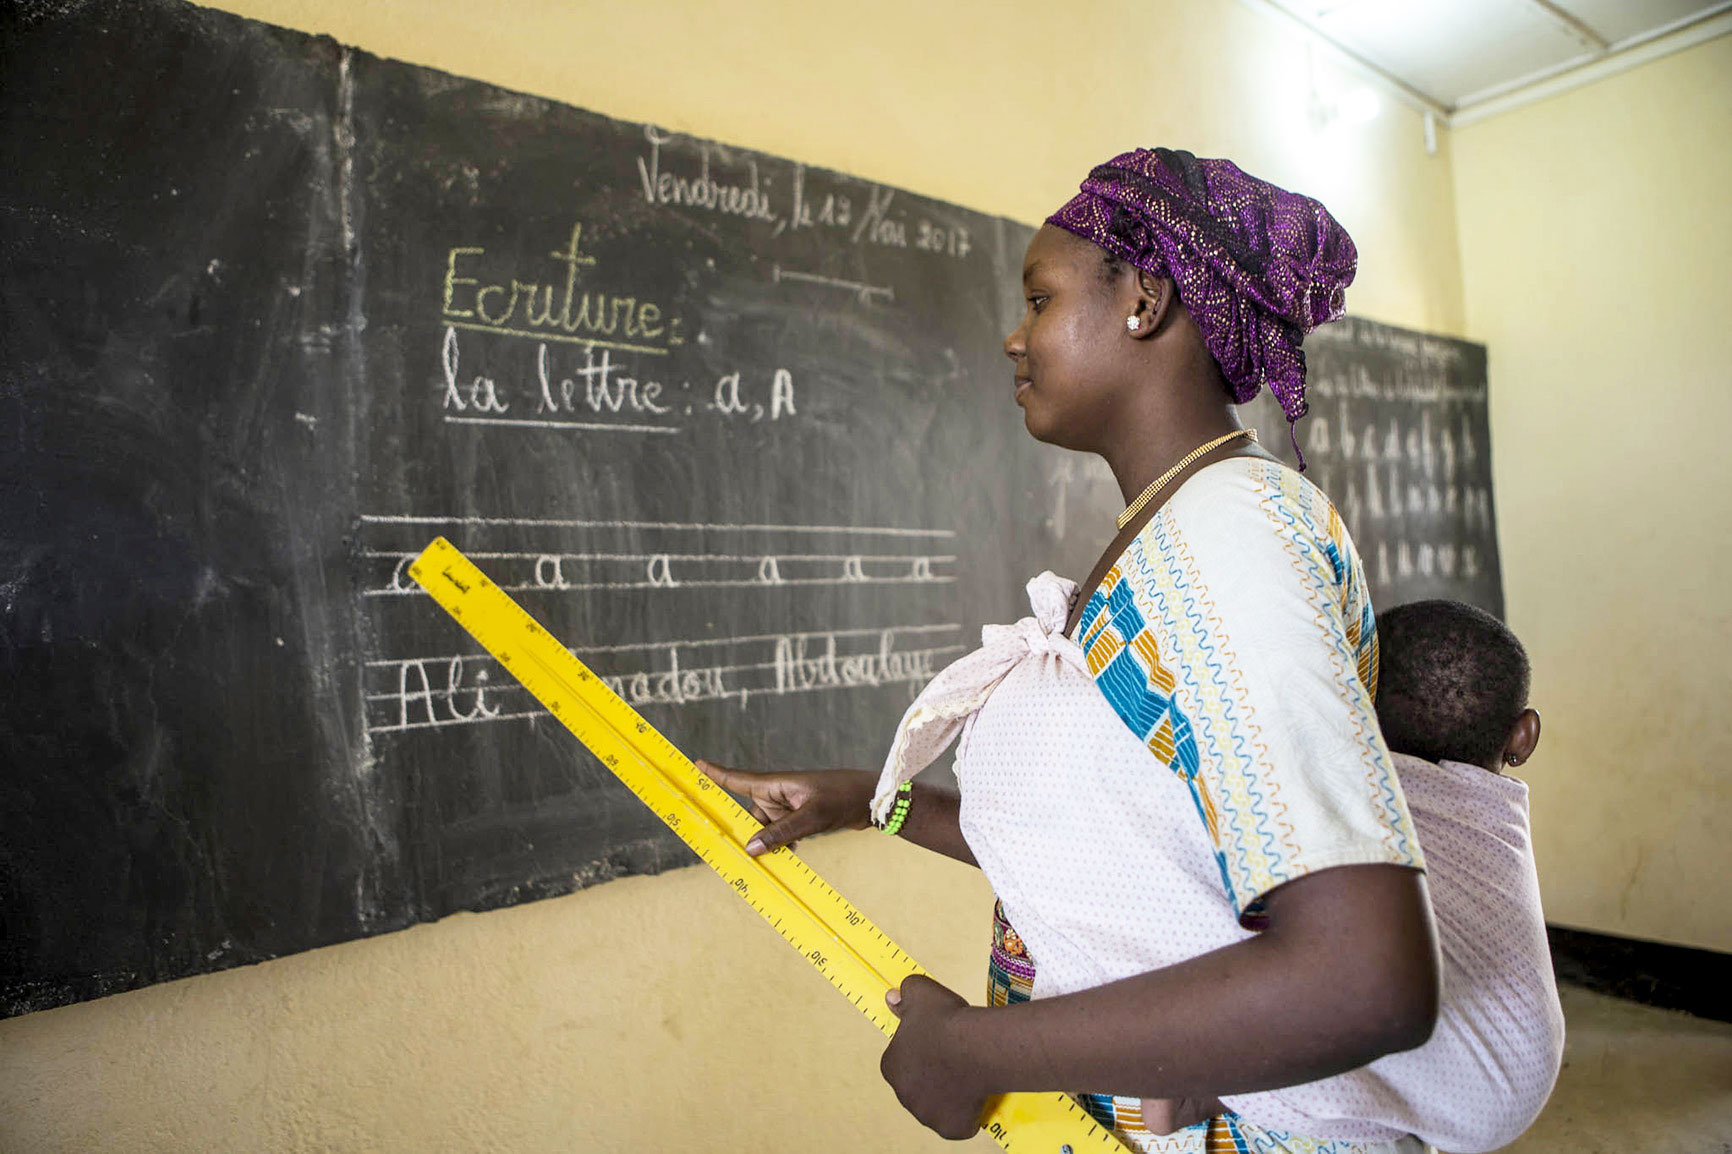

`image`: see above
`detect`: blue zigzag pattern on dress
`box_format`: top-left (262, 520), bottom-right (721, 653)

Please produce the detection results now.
top-left (1218, 1116), bottom-right (1255, 1154)
top-left (1235, 1115), bottom-right (1391, 1154)
top-left (1105, 575), bottom-right (1145, 635)
top-left (1082, 589), bottom-right (1151, 735)
top-left (1082, 604), bottom-right (1203, 781)
top-left (1255, 469), bottom-right (1413, 862)
top-left (1145, 519), bottom-right (1281, 854)
top-left (1079, 589), bottom-right (1104, 629)
top-left (1170, 706), bottom-right (1201, 781)
top-left (1097, 649), bottom-right (1163, 737)
top-left (1323, 538), bottom-right (1347, 588)
top-left (1079, 572), bottom-right (1222, 903)
top-left (1072, 1103), bottom-right (1387, 1154)
top-left (1130, 521), bottom-right (1280, 917)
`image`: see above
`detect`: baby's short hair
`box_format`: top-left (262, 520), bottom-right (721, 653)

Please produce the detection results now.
top-left (1375, 599), bottom-right (1530, 768)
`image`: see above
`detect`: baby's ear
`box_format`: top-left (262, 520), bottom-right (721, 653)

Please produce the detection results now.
top-left (1503, 708), bottom-right (1541, 769)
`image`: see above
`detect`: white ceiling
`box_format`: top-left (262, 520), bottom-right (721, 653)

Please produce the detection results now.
top-left (1257, 0), bottom-right (1732, 117)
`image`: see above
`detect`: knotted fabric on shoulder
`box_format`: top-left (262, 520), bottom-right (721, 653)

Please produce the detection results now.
top-left (870, 572), bottom-right (1085, 824)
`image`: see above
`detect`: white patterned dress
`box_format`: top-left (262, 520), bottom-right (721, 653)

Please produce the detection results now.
top-left (875, 459), bottom-right (1557, 1152)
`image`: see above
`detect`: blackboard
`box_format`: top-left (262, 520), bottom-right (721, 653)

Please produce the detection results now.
top-left (1249, 319), bottom-right (1504, 617)
top-left (0, 0), bottom-right (1501, 1018)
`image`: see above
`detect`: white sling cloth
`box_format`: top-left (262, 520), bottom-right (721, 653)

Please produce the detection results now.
top-left (871, 572), bottom-right (1562, 1153)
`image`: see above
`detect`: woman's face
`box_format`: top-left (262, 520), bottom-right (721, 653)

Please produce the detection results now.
top-left (1003, 225), bottom-right (1130, 452)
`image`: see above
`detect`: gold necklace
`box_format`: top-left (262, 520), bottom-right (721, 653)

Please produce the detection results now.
top-left (1115, 428), bottom-right (1258, 530)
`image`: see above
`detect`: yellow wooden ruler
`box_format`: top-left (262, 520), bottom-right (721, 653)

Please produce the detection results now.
top-left (410, 537), bottom-right (1127, 1153)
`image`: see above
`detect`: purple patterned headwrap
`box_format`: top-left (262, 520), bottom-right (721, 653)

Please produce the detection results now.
top-left (1046, 147), bottom-right (1357, 467)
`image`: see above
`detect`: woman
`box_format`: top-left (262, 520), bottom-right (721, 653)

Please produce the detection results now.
top-left (702, 148), bottom-right (1437, 1152)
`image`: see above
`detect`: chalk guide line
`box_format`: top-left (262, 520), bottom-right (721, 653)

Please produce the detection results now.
top-left (359, 514), bottom-right (966, 735)
top-left (771, 264), bottom-right (894, 304)
top-left (443, 415), bottom-right (680, 434)
top-left (358, 514), bottom-right (956, 538)
top-left (360, 516), bottom-right (958, 595)
top-left (443, 317), bottom-right (669, 357)
top-left (363, 621), bottom-right (962, 665)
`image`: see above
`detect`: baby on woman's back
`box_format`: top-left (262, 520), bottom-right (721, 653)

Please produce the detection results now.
top-left (1154, 598), bottom-right (1565, 1150)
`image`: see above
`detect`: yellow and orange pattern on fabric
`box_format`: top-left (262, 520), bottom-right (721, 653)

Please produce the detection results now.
top-left (1073, 458), bottom-right (1419, 921)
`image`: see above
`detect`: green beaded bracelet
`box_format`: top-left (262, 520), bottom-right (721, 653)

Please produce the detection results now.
top-left (879, 782), bottom-right (913, 836)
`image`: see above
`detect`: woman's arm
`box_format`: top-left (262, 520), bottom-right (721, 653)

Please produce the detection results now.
top-left (697, 761), bottom-right (977, 866)
top-left (880, 862), bottom-right (1439, 1139)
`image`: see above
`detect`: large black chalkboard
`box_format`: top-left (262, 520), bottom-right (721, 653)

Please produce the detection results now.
top-left (0, 0), bottom-right (1501, 1017)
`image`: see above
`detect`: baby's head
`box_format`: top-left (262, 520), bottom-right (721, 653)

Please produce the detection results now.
top-left (1375, 599), bottom-right (1541, 774)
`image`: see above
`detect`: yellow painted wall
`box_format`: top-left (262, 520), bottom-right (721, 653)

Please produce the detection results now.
top-left (0, 1), bottom-right (1469, 1150)
top-left (1452, 35), bottom-right (1732, 954)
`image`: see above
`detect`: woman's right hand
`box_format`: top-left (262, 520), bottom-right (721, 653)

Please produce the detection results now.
top-left (696, 760), bottom-right (880, 856)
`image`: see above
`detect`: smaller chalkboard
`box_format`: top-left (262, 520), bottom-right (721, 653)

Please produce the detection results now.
top-left (1261, 316), bottom-right (1504, 618)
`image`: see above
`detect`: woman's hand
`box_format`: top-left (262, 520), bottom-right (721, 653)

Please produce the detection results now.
top-left (882, 975), bottom-right (989, 1140)
top-left (695, 760), bottom-right (878, 855)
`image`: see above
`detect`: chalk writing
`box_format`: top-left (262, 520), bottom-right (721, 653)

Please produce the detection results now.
top-left (635, 127), bottom-right (778, 223)
top-left (361, 547), bottom-right (958, 597)
top-left (1308, 360), bottom-right (1487, 406)
top-left (914, 219), bottom-right (971, 258)
top-left (441, 221), bottom-right (678, 353)
top-left (362, 624), bottom-right (963, 733)
top-left (535, 555), bottom-right (570, 590)
top-left (852, 186), bottom-right (906, 248)
top-left (433, 327), bottom-right (801, 432)
top-left (392, 656), bottom-right (503, 729)
top-left (789, 164), bottom-right (848, 232)
top-left (440, 327), bottom-right (509, 413)
top-left (773, 630), bottom-right (940, 692)
top-left (770, 369), bottom-right (795, 419)
top-left (535, 342), bottom-right (668, 416)
top-left (359, 515), bottom-right (963, 735)
top-left (1244, 315), bottom-right (1501, 615)
top-left (646, 555), bottom-right (679, 588)
top-left (707, 369), bottom-right (796, 423)
top-left (626, 132), bottom-right (976, 261)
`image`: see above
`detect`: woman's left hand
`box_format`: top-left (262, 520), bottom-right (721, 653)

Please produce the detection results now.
top-left (881, 975), bottom-right (990, 1139)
